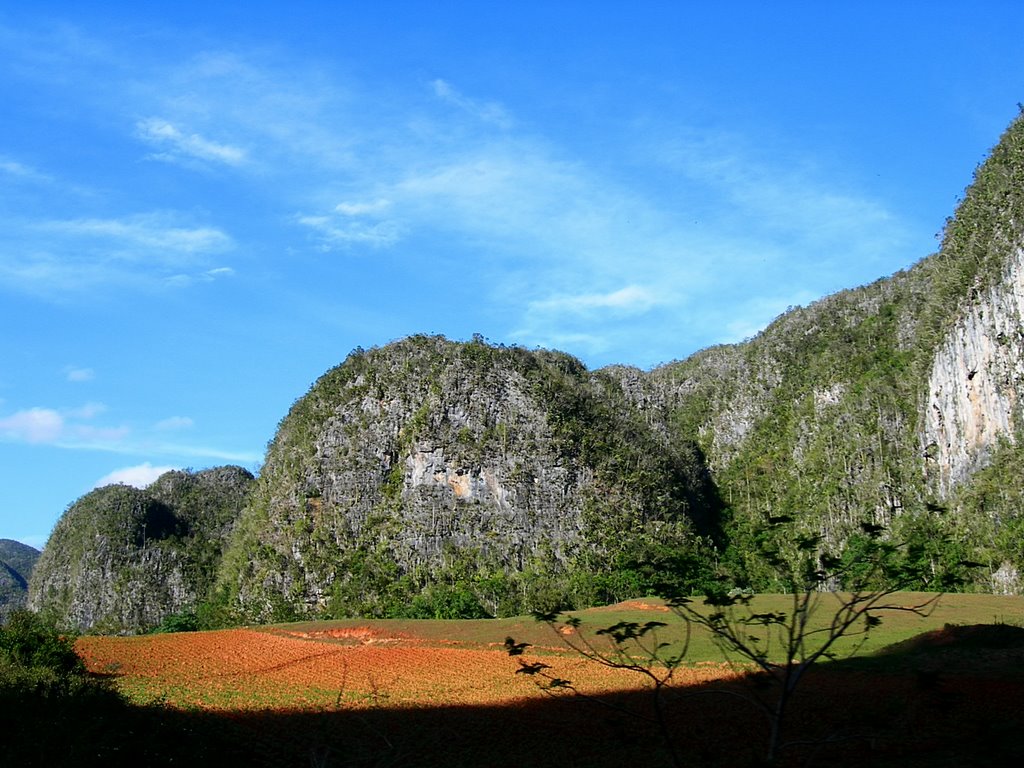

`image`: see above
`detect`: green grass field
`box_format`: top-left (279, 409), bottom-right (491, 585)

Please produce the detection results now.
top-left (268, 591), bottom-right (1024, 666)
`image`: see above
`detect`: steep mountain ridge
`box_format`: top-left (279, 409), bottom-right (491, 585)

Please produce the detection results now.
top-left (215, 336), bottom-right (718, 623)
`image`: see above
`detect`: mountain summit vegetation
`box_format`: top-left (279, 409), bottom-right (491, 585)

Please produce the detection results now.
top-left (214, 336), bottom-right (723, 623)
top-left (22, 108), bottom-right (1024, 632)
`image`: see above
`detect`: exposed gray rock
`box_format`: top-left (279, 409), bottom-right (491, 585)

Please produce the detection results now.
top-left (27, 467), bottom-right (254, 633)
top-left (217, 337), bottom-right (714, 622)
top-left (924, 245), bottom-right (1024, 493)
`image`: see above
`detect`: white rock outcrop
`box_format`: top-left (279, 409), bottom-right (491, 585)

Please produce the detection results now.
top-left (924, 246), bottom-right (1024, 494)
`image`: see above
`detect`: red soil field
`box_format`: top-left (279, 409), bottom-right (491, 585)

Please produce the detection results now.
top-left (77, 626), bottom-right (737, 711)
top-left (73, 622), bottom-right (1024, 767)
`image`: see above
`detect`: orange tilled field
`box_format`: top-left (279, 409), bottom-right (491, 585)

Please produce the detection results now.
top-left (77, 627), bottom-right (738, 711)
top-left (73, 625), bottom-right (1024, 767)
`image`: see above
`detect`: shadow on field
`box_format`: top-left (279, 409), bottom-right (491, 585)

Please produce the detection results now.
top-left (7, 627), bottom-right (1024, 768)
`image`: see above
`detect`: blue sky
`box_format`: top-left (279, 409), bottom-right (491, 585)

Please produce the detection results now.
top-left (2, 2), bottom-right (1023, 548)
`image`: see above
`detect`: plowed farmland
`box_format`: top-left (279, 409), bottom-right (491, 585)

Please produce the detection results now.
top-left (79, 625), bottom-right (739, 710)
top-left (55, 596), bottom-right (1024, 767)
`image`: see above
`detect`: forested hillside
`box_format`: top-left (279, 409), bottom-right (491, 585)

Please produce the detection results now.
top-left (214, 337), bottom-right (721, 623)
top-left (27, 467), bottom-right (254, 633)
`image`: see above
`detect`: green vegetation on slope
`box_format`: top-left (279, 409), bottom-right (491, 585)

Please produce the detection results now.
top-left (28, 467), bottom-right (254, 633)
top-left (658, 109), bottom-right (1024, 592)
top-left (215, 335), bottom-right (720, 624)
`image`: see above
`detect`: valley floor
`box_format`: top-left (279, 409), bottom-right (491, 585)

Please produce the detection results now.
top-left (12, 594), bottom-right (1024, 767)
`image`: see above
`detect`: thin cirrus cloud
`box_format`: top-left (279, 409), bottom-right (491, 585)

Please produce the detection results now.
top-left (0, 407), bottom-right (64, 444)
top-left (432, 79), bottom-right (512, 128)
top-left (656, 132), bottom-right (908, 273)
top-left (0, 214), bottom-right (235, 296)
top-left (514, 286), bottom-right (672, 359)
top-left (64, 366), bottom-right (95, 382)
top-left (3, 26), bottom-right (913, 360)
top-left (42, 215), bottom-right (233, 257)
top-left (132, 54), bottom-right (915, 362)
top-left (335, 199), bottom-right (392, 216)
top-left (295, 200), bottom-right (398, 251)
top-left (0, 156), bottom-right (52, 184)
top-left (154, 416), bottom-right (194, 431)
top-left (164, 265), bottom-right (236, 288)
top-left (0, 405), bottom-right (127, 447)
top-left (135, 117), bottom-right (247, 167)
top-left (529, 285), bottom-right (662, 317)
top-left (295, 213), bottom-right (401, 249)
top-left (126, 55), bottom-right (703, 328)
top-left (0, 403), bottom-right (257, 463)
top-left (151, 442), bottom-right (262, 464)
top-left (66, 402), bottom-right (106, 420)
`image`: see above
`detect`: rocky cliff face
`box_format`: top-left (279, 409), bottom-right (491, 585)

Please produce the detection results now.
top-left (27, 467), bottom-right (253, 633)
top-left (924, 245), bottom-right (1024, 493)
top-left (0, 539), bottom-right (40, 621)
top-left (217, 336), bottom-right (717, 622)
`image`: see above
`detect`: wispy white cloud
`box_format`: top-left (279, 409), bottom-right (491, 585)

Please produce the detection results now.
top-left (0, 404), bottom-right (125, 447)
top-left (164, 265), bottom-right (235, 288)
top-left (64, 366), bottom-right (95, 382)
top-left (42, 215), bottom-right (233, 256)
top-left (0, 402), bottom-right (257, 463)
top-left (136, 117), bottom-right (247, 167)
top-left (395, 150), bottom-right (573, 227)
top-left (335, 199), bottom-right (392, 216)
top-left (0, 408), bottom-right (64, 444)
top-left (94, 462), bottom-right (178, 489)
top-left (0, 33), bottom-right (914, 365)
top-left (150, 442), bottom-right (262, 463)
top-left (296, 197), bottom-right (398, 252)
top-left (656, 132), bottom-right (907, 277)
top-left (513, 286), bottom-right (668, 357)
top-left (0, 156), bottom-right (52, 183)
top-left (66, 402), bottom-right (106, 419)
top-left (1, 213), bottom-right (235, 296)
top-left (296, 214), bottom-right (401, 249)
top-left (0, 253), bottom-right (117, 296)
top-left (154, 416), bottom-right (194, 431)
top-left (530, 285), bottom-right (661, 316)
top-left (431, 79), bottom-right (512, 128)
top-left (132, 50), bottom-right (364, 176)
top-left (65, 423), bottom-right (133, 447)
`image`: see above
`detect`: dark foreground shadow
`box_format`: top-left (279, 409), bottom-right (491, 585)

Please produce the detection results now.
top-left (6, 626), bottom-right (1024, 768)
